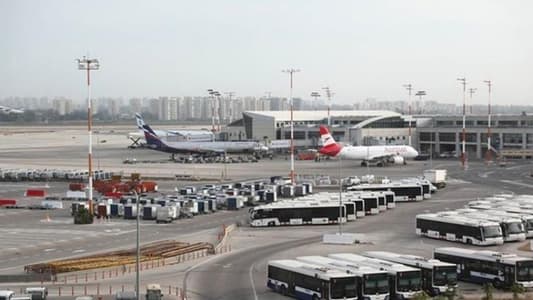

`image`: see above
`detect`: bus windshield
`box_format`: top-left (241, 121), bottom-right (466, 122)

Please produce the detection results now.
top-left (363, 273), bottom-right (389, 295)
top-left (517, 261), bottom-right (533, 282)
top-left (482, 225), bottom-right (502, 238)
top-left (507, 222), bottom-right (524, 234)
top-left (397, 271), bottom-right (421, 292)
top-left (433, 266), bottom-right (458, 286)
top-left (330, 277), bottom-right (357, 299)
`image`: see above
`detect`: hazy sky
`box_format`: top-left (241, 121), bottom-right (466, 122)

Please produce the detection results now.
top-left (2, 0), bottom-right (533, 105)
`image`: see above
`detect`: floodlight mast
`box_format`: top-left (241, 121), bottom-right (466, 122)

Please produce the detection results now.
top-left (207, 89), bottom-right (217, 135)
top-left (282, 68), bottom-right (300, 186)
top-left (403, 84), bottom-right (413, 146)
top-left (484, 80), bottom-right (493, 163)
top-left (322, 87), bottom-right (334, 127)
top-left (457, 77), bottom-right (467, 169)
top-left (77, 56), bottom-right (99, 216)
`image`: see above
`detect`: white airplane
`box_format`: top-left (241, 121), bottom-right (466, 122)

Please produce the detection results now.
top-left (319, 125), bottom-right (419, 166)
top-left (0, 105), bottom-right (24, 114)
top-left (137, 114), bottom-right (267, 158)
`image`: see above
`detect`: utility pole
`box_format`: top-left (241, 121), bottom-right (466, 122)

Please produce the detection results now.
top-left (484, 80), bottom-right (493, 163)
top-left (282, 68), bottom-right (300, 186)
top-left (77, 56), bottom-right (99, 217)
top-left (403, 84), bottom-right (413, 146)
top-left (457, 77), bottom-right (467, 169)
top-left (322, 87), bottom-right (334, 127)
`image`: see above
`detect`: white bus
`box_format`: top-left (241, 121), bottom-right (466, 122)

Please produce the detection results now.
top-left (296, 256), bottom-right (389, 300)
top-left (455, 211), bottom-right (526, 242)
top-left (348, 183), bottom-right (423, 202)
top-left (415, 213), bottom-right (504, 246)
top-left (267, 259), bottom-right (358, 300)
top-left (363, 251), bottom-right (457, 297)
top-left (250, 202), bottom-right (346, 227)
top-left (329, 253), bottom-right (422, 299)
top-left (478, 209), bottom-right (533, 239)
top-left (434, 247), bottom-right (533, 289)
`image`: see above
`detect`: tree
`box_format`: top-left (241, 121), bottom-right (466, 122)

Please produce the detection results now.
top-left (482, 282), bottom-right (494, 300)
top-left (74, 207), bottom-right (93, 224)
top-left (510, 283), bottom-right (525, 300)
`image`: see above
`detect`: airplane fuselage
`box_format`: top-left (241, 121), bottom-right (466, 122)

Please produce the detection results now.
top-left (337, 145), bottom-right (419, 160)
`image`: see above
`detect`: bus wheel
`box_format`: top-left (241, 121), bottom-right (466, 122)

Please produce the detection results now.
top-left (493, 278), bottom-right (502, 288)
top-left (268, 221), bottom-right (275, 227)
top-left (466, 239), bottom-right (472, 245)
top-left (312, 295), bottom-right (319, 300)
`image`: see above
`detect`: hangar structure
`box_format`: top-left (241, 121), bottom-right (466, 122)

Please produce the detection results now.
top-left (222, 110), bottom-right (416, 148)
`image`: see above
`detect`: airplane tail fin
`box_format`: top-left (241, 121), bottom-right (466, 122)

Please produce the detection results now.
top-left (135, 113), bottom-right (164, 149)
top-left (318, 125), bottom-right (342, 156)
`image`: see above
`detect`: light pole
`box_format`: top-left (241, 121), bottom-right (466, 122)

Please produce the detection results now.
top-left (457, 78), bottom-right (467, 169)
top-left (214, 91), bottom-right (222, 131)
top-left (282, 68), bottom-right (300, 186)
top-left (322, 87), bottom-right (334, 127)
top-left (207, 89), bottom-right (218, 136)
top-left (77, 56), bottom-right (99, 216)
top-left (338, 156), bottom-right (343, 235)
top-left (403, 84), bottom-right (413, 146)
top-left (484, 80), bottom-right (493, 163)
top-left (469, 88), bottom-right (477, 115)
top-left (132, 189), bottom-right (140, 300)
top-left (225, 92), bottom-right (235, 123)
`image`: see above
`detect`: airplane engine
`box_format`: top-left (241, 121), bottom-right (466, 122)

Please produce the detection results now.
top-left (392, 155), bottom-right (405, 164)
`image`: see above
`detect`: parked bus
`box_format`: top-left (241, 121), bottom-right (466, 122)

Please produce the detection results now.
top-left (453, 211), bottom-right (526, 242)
top-left (360, 194), bottom-right (379, 215)
top-left (329, 253), bottom-right (422, 299)
top-left (348, 183), bottom-right (423, 202)
top-left (267, 259), bottom-right (358, 300)
top-left (363, 251), bottom-right (457, 296)
top-left (434, 247), bottom-right (533, 289)
top-left (383, 191), bottom-right (396, 209)
top-left (250, 202), bottom-right (346, 227)
top-left (296, 256), bottom-right (389, 300)
top-left (415, 213), bottom-right (504, 246)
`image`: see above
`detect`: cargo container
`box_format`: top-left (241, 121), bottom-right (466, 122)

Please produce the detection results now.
top-left (294, 185), bottom-right (306, 197)
top-left (97, 203), bottom-right (110, 218)
top-left (156, 207), bottom-right (173, 223)
top-left (69, 183), bottom-right (85, 191)
top-left (0, 199), bottom-right (17, 206)
top-left (281, 185), bottom-right (294, 198)
top-left (227, 196), bottom-right (244, 210)
top-left (423, 169), bottom-right (447, 189)
top-left (142, 181), bottom-right (158, 192)
top-left (143, 205), bottom-right (159, 220)
top-left (41, 200), bottom-right (62, 209)
top-left (110, 203), bottom-right (124, 217)
top-left (265, 191), bottom-right (277, 203)
top-left (124, 205), bottom-right (138, 219)
top-left (66, 190), bottom-right (86, 199)
top-left (25, 189), bottom-right (46, 197)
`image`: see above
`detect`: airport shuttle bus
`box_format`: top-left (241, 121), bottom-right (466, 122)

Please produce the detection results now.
top-left (377, 193), bottom-right (387, 212)
top-left (363, 251), bottom-right (457, 296)
top-left (482, 209), bottom-right (533, 239)
top-left (415, 213), bottom-right (504, 246)
top-left (249, 202), bottom-right (346, 227)
top-left (360, 195), bottom-right (379, 215)
top-left (329, 253), bottom-right (422, 299)
top-left (457, 212), bottom-right (526, 242)
top-left (434, 247), bottom-right (533, 289)
top-left (348, 183), bottom-right (423, 202)
top-left (267, 259), bottom-right (358, 300)
top-left (383, 191), bottom-right (396, 209)
top-left (295, 199), bottom-right (357, 222)
top-left (350, 198), bottom-right (366, 218)
top-left (296, 256), bottom-right (390, 300)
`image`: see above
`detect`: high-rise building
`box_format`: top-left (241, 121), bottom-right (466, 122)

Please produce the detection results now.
top-left (52, 98), bottom-right (73, 115)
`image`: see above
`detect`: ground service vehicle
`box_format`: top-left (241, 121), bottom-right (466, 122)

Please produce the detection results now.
top-left (296, 256), bottom-right (389, 300)
top-left (24, 288), bottom-right (47, 300)
top-left (363, 251), bottom-right (457, 296)
top-left (434, 247), bottom-right (533, 289)
top-left (0, 291), bottom-right (14, 300)
top-left (329, 253), bottom-right (422, 299)
top-left (415, 213), bottom-right (504, 246)
top-left (267, 259), bottom-right (358, 300)
top-left (250, 202), bottom-right (346, 227)
top-left (145, 284), bottom-right (162, 300)
top-left (455, 211), bottom-right (526, 242)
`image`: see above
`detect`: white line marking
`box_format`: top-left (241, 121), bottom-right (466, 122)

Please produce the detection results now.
top-left (501, 180), bottom-right (533, 188)
top-left (249, 262), bottom-right (259, 300)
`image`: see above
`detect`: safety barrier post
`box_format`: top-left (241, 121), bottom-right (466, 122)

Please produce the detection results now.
top-left (102, 270), bottom-right (105, 279)
top-left (97, 283), bottom-right (100, 296)
top-left (72, 286), bottom-right (74, 296)
top-left (168, 285), bottom-right (171, 295)
top-left (58, 287), bottom-right (62, 296)
top-left (84, 285), bottom-right (87, 295)
top-left (94, 272), bottom-right (97, 281)
top-left (86, 273), bottom-right (88, 282)
top-left (108, 270), bottom-right (112, 278)
top-left (109, 285), bottom-right (112, 295)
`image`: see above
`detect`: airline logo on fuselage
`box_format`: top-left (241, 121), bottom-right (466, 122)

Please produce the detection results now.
top-left (384, 147), bottom-right (408, 154)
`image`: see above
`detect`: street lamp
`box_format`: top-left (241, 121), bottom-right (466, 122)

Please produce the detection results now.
top-left (77, 56), bottom-right (99, 216)
top-left (457, 77), bottom-right (467, 169)
top-left (282, 68), bottom-right (300, 187)
top-left (132, 189), bottom-right (141, 300)
top-left (403, 84), bottom-right (413, 146)
top-left (207, 89), bottom-right (218, 135)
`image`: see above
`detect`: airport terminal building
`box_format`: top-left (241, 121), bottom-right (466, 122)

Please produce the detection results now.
top-left (222, 110), bottom-right (533, 160)
top-left (223, 110), bottom-right (416, 148)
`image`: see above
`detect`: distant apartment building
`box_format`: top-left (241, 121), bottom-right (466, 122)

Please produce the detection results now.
top-left (52, 98), bottom-right (73, 115)
top-left (129, 98), bottom-right (142, 114)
